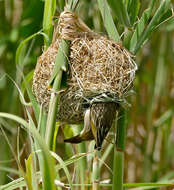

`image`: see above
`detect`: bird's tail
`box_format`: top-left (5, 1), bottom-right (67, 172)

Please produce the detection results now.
top-left (64, 130), bottom-right (94, 144)
top-left (64, 134), bottom-right (84, 143)
top-left (90, 102), bottom-right (118, 150)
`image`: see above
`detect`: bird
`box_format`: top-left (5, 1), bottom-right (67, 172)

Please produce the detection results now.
top-left (64, 102), bottom-right (118, 150)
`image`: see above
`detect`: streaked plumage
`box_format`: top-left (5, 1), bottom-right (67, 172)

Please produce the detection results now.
top-left (64, 102), bottom-right (118, 150)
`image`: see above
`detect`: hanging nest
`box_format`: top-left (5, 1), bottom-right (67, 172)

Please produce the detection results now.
top-left (32, 40), bottom-right (85, 124)
top-left (32, 10), bottom-right (137, 124)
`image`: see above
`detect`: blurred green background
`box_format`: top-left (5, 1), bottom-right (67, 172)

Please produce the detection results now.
top-left (0, 0), bottom-right (174, 188)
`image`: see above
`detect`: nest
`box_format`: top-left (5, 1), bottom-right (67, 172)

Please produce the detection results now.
top-left (69, 32), bottom-right (137, 102)
top-left (32, 41), bottom-right (85, 124)
top-left (32, 11), bottom-right (137, 124)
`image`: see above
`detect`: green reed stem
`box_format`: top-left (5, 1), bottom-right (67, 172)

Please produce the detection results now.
top-left (76, 125), bottom-right (87, 190)
top-left (112, 109), bottom-right (127, 190)
top-left (45, 1), bottom-right (77, 150)
top-left (43, 0), bottom-right (56, 47)
top-left (45, 38), bottom-right (69, 150)
top-left (45, 72), bottom-right (62, 149)
top-left (92, 150), bottom-right (100, 190)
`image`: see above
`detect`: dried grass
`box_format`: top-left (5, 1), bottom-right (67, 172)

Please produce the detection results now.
top-left (32, 11), bottom-right (137, 124)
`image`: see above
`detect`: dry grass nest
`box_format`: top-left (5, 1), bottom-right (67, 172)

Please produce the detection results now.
top-left (33, 31), bottom-right (137, 124)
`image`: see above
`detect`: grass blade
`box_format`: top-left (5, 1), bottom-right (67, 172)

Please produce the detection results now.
top-left (0, 112), bottom-right (56, 190)
top-left (16, 31), bottom-right (48, 66)
top-left (51, 152), bottom-right (74, 190)
top-left (133, 0), bottom-right (171, 54)
top-left (108, 0), bottom-right (131, 27)
top-left (22, 75), bottom-right (40, 121)
top-left (48, 40), bottom-right (69, 86)
top-left (128, 0), bottom-right (141, 25)
top-left (25, 154), bottom-right (34, 190)
top-left (43, 0), bottom-right (56, 46)
top-left (129, 0), bottom-right (156, 52)
top-left (97, 0), bottom-right (120, 42)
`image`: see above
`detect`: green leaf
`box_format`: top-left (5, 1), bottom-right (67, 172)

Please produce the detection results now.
top-left (99, 143), bottom-right (113, 170)
top-left (157, 9), bottom-right (173, 24)
top-left (48, 40), bottom-right (69, 86)
top-left (51, 152), bottom-right (74, 190)
top-left (0, 112), bottom-right (56, 190)
top-left (20, 71), bottom-right (47, 135)
top-left (16, 31), bottom-right (49, 65)
top-left (57, 0), bottom-right (65, 12)
top-left (128, 0), bottom-right (141, 25)
top-left (26, 153), bottom-right (38, 190)
top-left (43, 0), bottom-right (56, 46)
top-left (20, 70), bottom-right (34, 106)
top-left (45, 71), bottom-right (63, 149)
top-left (52, 122), bottom-right (60, 152)
top-left (22, 74), bottom-right (40, 121)
top-left (0, 153), bottom-right (89, 190)
top-left (163, 15), bottom-right (174, 31)
top-left (154, 109), bottom-right (174, 127)
top-left (108, 0), bottom-right (131, 27)
top-left (0, 166), bottom-right (19, 175)
top-left (97, 0), bottom-right (120, 42)
top-left (154, 11), bottom-right (174, 31)
top-left (25, 154), bottom-right (33, 190)
top-left (0, 178), bottom-right (26, 190)
top-left (55, 152), bottom-right (90, 172)
top-left (133, 0), bottom-right (171, 54)
top-left (129, 0), bottom-right (156, 52)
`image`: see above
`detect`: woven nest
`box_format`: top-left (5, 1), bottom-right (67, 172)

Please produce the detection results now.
top-left (32, 41), bottom-right (85, 124)
top-left (69, 32), bottom-right (137, 102)
top-left (32, 11), bottom-right (137, 124)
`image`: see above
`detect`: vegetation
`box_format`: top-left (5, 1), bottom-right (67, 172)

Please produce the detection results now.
top-left (0, 0), bottom-right (174, 189)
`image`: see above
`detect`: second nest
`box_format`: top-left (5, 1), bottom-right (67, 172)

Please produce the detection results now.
top-left (33, 32), bottom-right (137, 124)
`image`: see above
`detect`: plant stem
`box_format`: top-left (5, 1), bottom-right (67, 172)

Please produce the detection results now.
top-left (92, 150), bottom-right (100, 190)
top-left (113, 150), bottom-right (124, 190)
top-left (112, 109), bottom-right (127, 190)
top-left (45, 37), bottom-right (69, 150)
top-left (76, 125), bottom-right (87, 190)
top-left (43, 0), bottom-right (56, 47)
top-left (45, 71), bottom-right (62, 150)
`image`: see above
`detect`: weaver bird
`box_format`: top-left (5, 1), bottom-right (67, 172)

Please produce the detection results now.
top-left (64, 102), bottom-right (118, 150)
